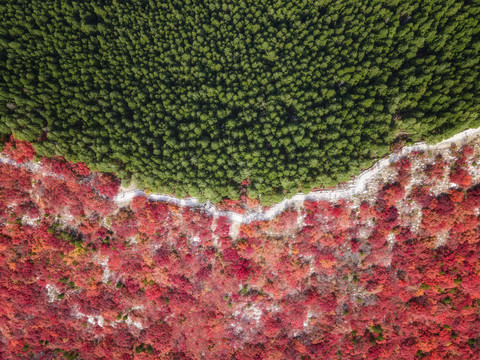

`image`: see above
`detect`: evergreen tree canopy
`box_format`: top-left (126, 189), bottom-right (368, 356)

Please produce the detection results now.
top-left (1, 0), bottom-right (479, 203)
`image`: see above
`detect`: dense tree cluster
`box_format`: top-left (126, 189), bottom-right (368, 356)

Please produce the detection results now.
top-left (2, 138), bottom-right (480, 358)
top-left (0, 1), bottom-right (479, 202)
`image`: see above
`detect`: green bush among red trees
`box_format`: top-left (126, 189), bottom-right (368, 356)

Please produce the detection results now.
top-left (1, 138), bottom-right (480, 359)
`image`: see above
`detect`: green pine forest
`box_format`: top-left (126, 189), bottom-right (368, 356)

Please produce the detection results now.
top-left (1, 0), bottom-right (479, 204)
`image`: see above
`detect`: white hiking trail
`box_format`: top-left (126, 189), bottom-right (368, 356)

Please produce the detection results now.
top-left (2, 127), bottom-right (479, 224)
top-left (114, 126), bottom-right (480, 223)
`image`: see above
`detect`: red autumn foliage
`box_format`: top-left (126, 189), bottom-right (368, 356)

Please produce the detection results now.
top-left (231, 259), bottom-right (251, 281)
top-left (425, 155), bottom-right (447, 180)
top-left (411, 185), bottom-right (433, 208)
top-left (92, 173), bottom-right (120, 198)
top-left (271, 209), bottom-right (298, 233)
top-left (435, 193), bottom-right (455, 215)
top-left (1, 137), bottom-right (480, 359)
top-left (393, 156), bottom-right (412, 185)
top-left (42, 156), bottom-right (91, 180)
top-left (111, 209), bottom-right (138, 239)
top-left (450, 167), bottom-right (472, 188)
top-left (378, 182), bottom-right (405, 207)
top-left (2, 135), bottom-right (36, 163)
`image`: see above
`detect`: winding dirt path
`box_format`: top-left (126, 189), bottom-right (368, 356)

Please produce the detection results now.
top-left (2, 126), bottom-right (480, 223)
top-left (114, 127), bottom-right (480, 223)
